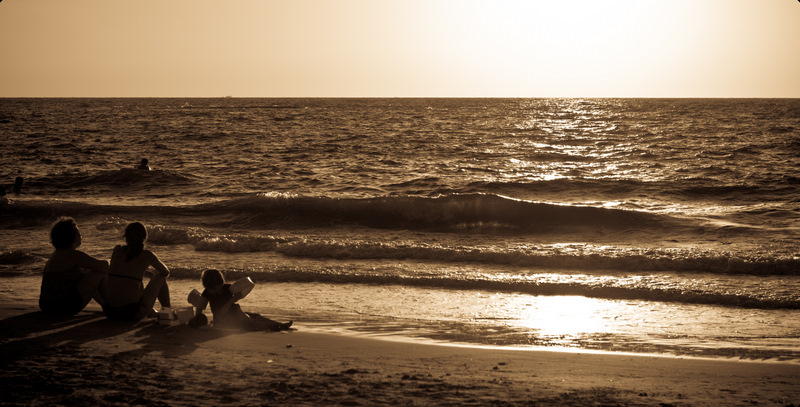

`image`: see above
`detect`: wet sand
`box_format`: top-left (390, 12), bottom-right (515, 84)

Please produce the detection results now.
top-left (2, 298), bottom-right (799, 406)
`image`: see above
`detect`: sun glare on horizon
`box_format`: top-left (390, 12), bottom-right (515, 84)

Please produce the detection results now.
top-left (0, 0), bottom-right (797, 97)
top-left (424, 0), bottom-right (724, 97)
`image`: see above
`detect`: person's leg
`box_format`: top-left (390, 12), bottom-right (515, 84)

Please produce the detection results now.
top-left (75, 271), bottom-right (107, 308)
top-left (246, 312), bottom-right (292, 331)
top-left (93, 274), bottom-right (108, 306)
top-left (229, 309), bottom-right (262, 331)
top-left (157, 280), bottom-right (171, 308)
top-left (137, 274), bottom-right (167, 315)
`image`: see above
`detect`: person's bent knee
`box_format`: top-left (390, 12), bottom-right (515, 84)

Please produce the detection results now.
top-left (150, 273), bottom-right (167, 284)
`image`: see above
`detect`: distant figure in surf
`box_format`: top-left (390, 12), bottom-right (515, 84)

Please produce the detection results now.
top-left (192, 269), bottom-right (292, 331)
top-left (39, 217), bottom-right (109, 316)
top-left (137, 158), bottom-right (151, 171)
top-left (102, 222), bottom-right (171, 321)
top-left (13, 177), bottom-right (23, 194)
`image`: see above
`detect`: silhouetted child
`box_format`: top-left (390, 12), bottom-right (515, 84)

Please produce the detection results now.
top-left (194, 269), bottom-right (292, 331)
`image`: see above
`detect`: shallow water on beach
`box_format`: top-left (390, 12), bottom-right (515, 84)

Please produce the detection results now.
top-left (2, 98), bottom-right (800, 361)
top-left (3, 275), bottom-right (799, 362)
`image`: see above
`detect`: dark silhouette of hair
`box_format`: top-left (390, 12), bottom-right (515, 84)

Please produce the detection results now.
top-left (201, 269), bottom-right (225, 289)
top-left (124, 222), bottom-right (147, 261)
top-left (50, 217), bottom-right (79, 249)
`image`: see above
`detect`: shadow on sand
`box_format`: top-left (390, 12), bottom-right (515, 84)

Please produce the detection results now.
top-left (0, 308), bottom-right (235, 364)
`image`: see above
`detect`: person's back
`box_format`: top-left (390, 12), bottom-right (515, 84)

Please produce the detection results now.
top-left (44, 248), bottom-right (85, 273)
top-left (106, 245), bottom-right (156, 306)
top-left (41, 249), bottom-right (88, 300)
top-left (202, 283), bottom-right (239, 323)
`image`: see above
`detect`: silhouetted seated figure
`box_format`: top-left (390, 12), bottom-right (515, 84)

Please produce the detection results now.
top-left (39, 218), bottom-right (109, 316)
top-left (137, 158), bottom-right (151, 171)
top-left (193, 269), bottom-right (292, 331)
top-left (103, 222), bottom-right (171, 321)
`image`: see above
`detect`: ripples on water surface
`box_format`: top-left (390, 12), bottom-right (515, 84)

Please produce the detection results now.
top-left (2, 98), bottom-right (799, 360)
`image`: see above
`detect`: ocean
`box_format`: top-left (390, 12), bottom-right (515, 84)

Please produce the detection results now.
top-left (1, 98), bottom-right (799, 361)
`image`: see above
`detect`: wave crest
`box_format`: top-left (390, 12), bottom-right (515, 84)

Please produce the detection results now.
top-left (203, 193), bottom-right (678, 233)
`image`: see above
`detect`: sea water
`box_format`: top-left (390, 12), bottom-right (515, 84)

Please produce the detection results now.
top-left (1, 98), bottom-right (799, 361)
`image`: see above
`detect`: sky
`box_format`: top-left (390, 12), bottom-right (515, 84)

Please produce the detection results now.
top-left (1, 0), bottom-right (799, 98)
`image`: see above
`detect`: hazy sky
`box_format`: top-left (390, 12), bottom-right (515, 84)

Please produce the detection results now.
top-left (1, 0), bottom-right (798, 97)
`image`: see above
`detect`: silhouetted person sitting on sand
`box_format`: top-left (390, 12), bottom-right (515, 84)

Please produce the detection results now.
top-left (39, 217), bottom-right (109, 316)
top-left (137, 158), bottom-right (151, 171)
top-left (192, 269), bottom-right (292, 331)
top-left (103, 222), bottom-right (171, 321)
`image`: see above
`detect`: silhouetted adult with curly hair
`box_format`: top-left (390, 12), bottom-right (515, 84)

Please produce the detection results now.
top-left (39, 217), bottom-right (109, 315)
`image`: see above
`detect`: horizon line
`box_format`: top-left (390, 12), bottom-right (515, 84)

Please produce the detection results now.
top-left (2, 96), bottom-right (799, 99)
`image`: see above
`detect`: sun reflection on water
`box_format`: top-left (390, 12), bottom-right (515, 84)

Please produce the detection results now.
top-left (515, 295), bottom-right (619, 337)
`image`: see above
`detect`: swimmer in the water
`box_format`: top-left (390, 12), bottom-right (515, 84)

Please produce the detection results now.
top-left (13, 177), bottom-right (23, 194)
top-left (137, 158), bottom-right (151, 171)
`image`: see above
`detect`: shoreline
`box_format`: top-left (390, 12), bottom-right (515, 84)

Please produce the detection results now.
top-left (2, 300), bottom-right (799, 406)
top-left (299, 322), bottom-right (800, 366)
top-left (3, 273), bottom-right (800, 365)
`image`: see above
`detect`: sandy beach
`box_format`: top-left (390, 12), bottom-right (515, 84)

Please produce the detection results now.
top-left (1, 298), bottom-right (798, 407)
